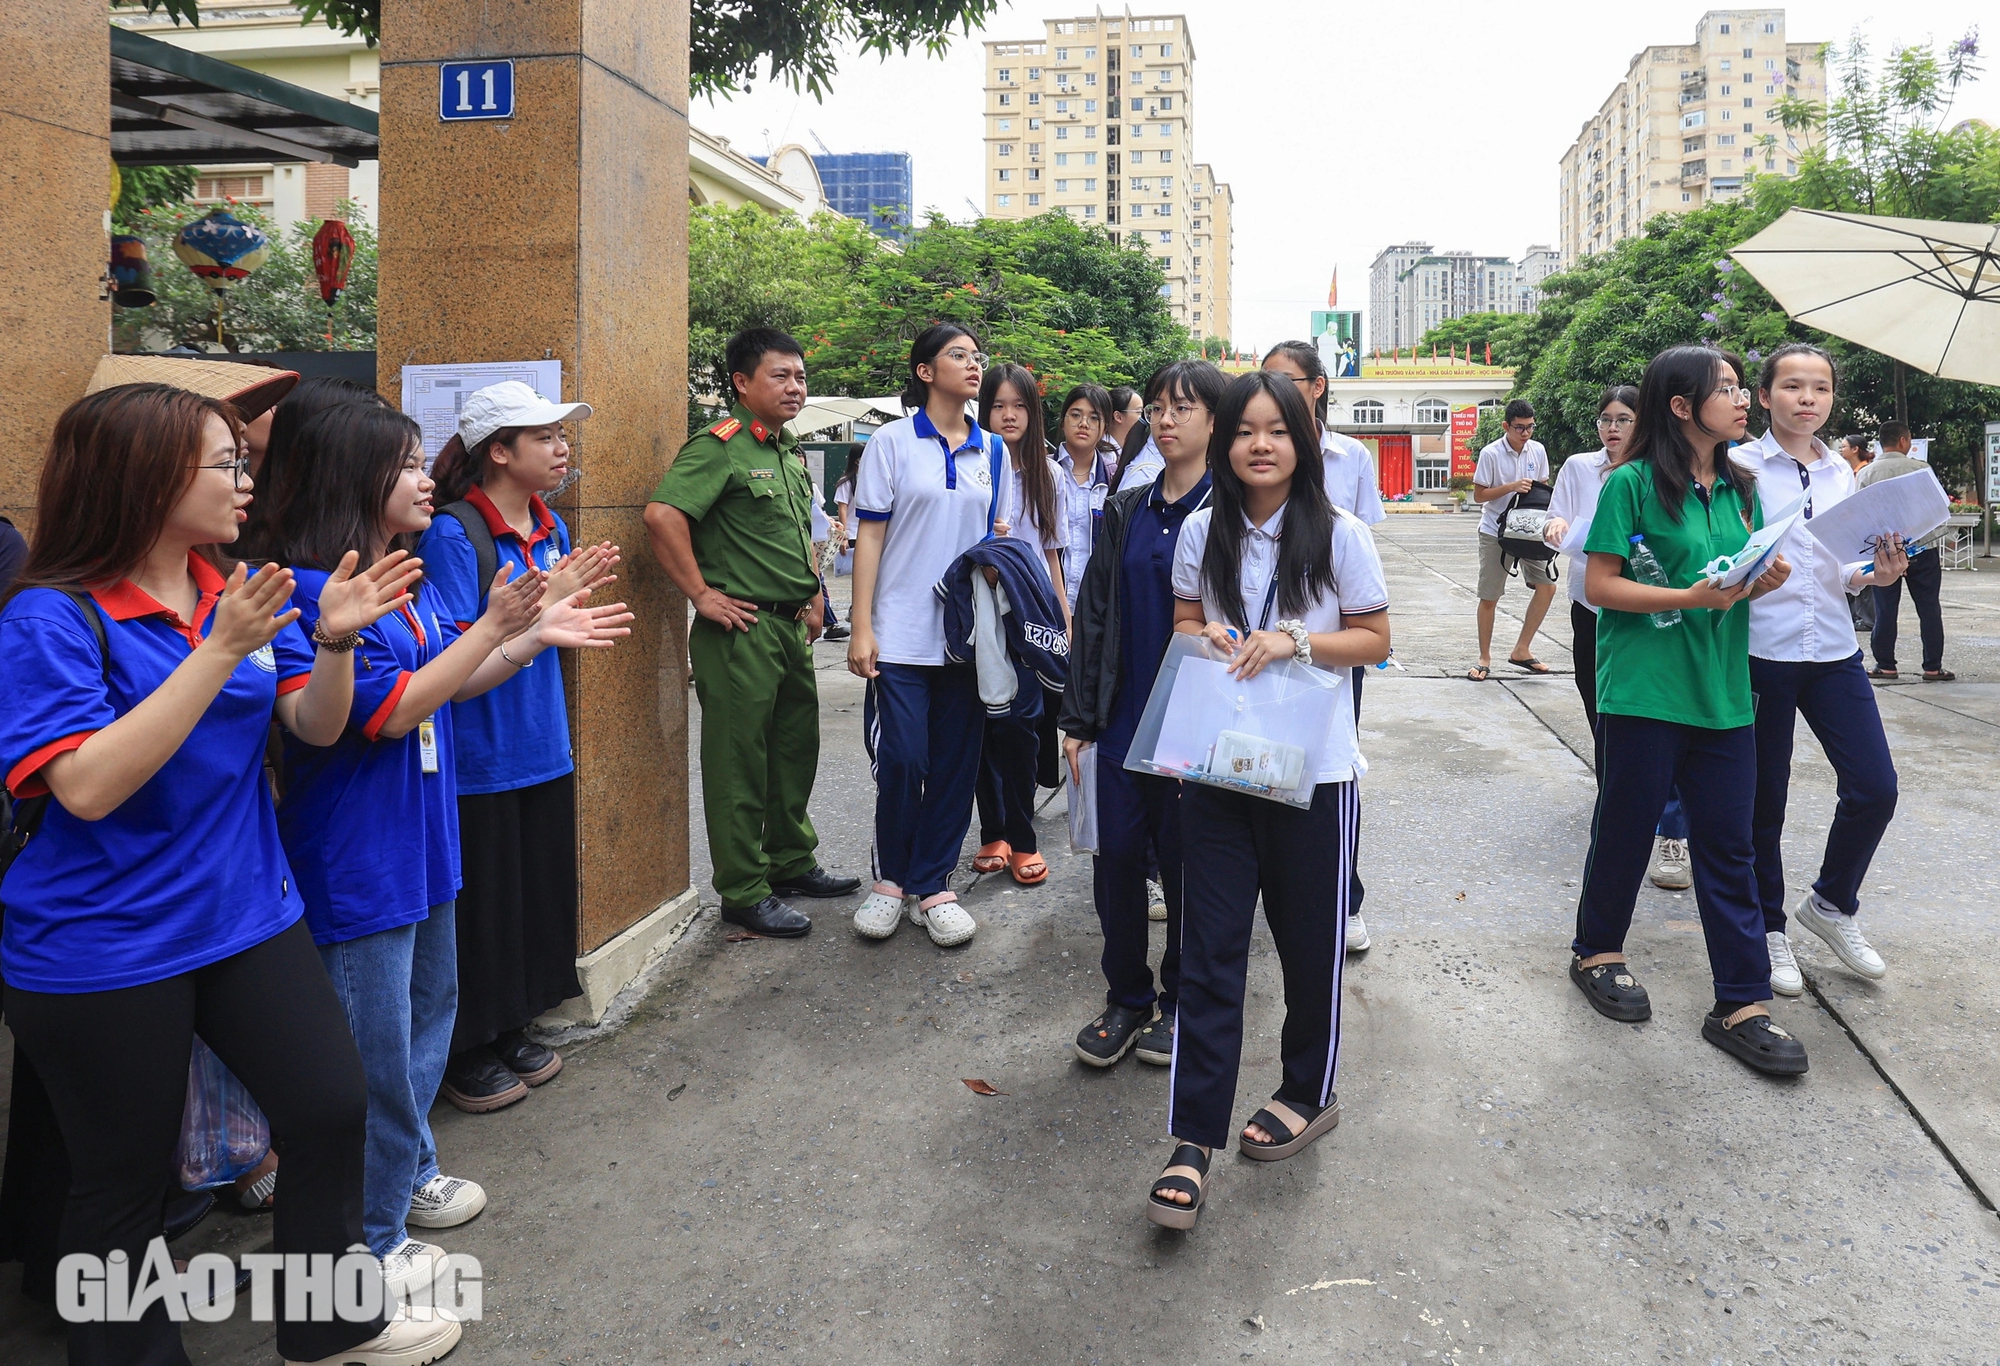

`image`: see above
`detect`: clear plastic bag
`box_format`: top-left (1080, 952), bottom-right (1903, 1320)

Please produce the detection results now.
top-left (176, 1036), bottom-right (271, 1191)
top-left (1123, 634), bottom-right (1349, 809)
top-left (1067, 743), bottom-right (1098, 855)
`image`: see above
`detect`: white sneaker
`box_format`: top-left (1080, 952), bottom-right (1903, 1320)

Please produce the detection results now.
top-left (379, 1240), bottom-right (451, 1300)
top-left (853, 890), bottom-right (905, 939)
top-left (285, 1303), bottom-right (463, 1366)
top-left (1345, 912), bottom-right (1371, 954)
top-left (407, 1175), bottom-right (486, 1229)
top-left (909, 895), bottom-right (977, 947)
top-left (1793, 892), bottom-right (1887, 979)
top-left (1146, 879), bottom-right (1168, 922)
top-left (1648, 837), bottom-right (1692, 890)
top-left (1767, 931), bottom-right (1803, 997)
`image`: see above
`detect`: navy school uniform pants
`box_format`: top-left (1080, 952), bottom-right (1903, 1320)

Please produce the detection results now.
top-left (976, 709), bottom-right (1041, 855)
top-left (1349, 667), bottom-right (1366, 920)
top-left (1170, 780), bottom-right (1354, 1151)
top-left (1749, 652), bottom-right (1898, 928)
top-left (1573, 714), bottom-right (1770, 1004)
top-left (1571, 601), bottom-right (1691, 840)
top-left (864, 661), bottom-right (983, 899)
top-left (1092, 749), bottom-right (1182, 1015)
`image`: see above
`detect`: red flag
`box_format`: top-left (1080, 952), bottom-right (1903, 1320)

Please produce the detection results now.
top-left (1485, 341), bottom-right (1493, 364)
top-left (1327, 268), bottom-right (1339, 308)
top-left (1431, 344), bottom-right (1437, 360)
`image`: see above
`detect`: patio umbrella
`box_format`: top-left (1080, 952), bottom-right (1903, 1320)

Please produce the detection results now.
top-left (1728, 208), bottom-right (2000, 387)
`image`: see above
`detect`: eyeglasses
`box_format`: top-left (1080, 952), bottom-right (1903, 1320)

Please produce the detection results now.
top-left (200, 453), bottom-right (252, 489)
top-left (941, 348), bottom-right (989, 369)
top-left (1596, 415), bottom-right (1634, 429)
top-left (1143, 402), bottom-right (1208, 424)
top-left (1718, 384), bottom-right (1751, 404)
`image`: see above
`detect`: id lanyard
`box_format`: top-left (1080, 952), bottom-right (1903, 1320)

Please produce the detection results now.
top-left (394, 603), bottom-right (441, 775)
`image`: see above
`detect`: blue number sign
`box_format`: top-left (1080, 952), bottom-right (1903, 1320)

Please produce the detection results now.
top-left (439, 61), bottom-right (515, 121)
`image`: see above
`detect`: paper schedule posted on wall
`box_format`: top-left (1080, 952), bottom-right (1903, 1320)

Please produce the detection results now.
top-left (401, 359), bottom-right (563, 467)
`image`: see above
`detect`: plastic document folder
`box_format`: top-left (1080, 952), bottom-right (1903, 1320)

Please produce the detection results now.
top-left (1804, 470), bottom-right (1951, 562)
top-left (1123, 635), bottom-right (1346, 809)
top-left (1703, 508), bottom-right (1801, 590)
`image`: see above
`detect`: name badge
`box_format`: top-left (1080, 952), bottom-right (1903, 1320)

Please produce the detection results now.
top-left (418, 718), bottom-right (440, 774)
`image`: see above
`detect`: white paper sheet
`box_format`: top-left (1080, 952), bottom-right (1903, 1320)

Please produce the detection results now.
top-left (1804, 470), bottom-right (1951, 561)
top-left (1558, 515), bottom-right (1593, 556)
top-left (400, 359), bottom-right (564, 467)
top-left (1705, 508), bottom-right (1801, 589)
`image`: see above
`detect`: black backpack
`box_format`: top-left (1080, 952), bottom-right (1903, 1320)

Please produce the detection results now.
top-left (436, 501), bottom-right (500, 612)
top-left (1497, 480), bottom-right (1559, 578)
top-left (1, 591), bottom-right (110, 896)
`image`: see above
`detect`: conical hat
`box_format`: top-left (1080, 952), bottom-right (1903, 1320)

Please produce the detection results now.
top-left (84, 355), bottom-right (300, 418)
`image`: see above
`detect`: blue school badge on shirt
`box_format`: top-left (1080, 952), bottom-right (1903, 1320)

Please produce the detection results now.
top-left (249, 643), bottom-right (277, 672)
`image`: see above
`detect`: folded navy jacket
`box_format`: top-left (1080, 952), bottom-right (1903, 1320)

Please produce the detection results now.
top-left (935, 536), bottom-right (1070, 719)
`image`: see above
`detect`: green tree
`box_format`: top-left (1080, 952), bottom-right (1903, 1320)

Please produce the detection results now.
top-left (120, 0), bottom-right (1002, 101)
top-left (1200, 336), bottom-right (1231, 360)
top-left (1413, 311), bottom-right (1532, 367)
top-left (113, 165), bottom-right (195, 225)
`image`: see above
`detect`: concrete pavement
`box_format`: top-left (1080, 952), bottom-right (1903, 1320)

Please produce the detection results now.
top-left (3, 512), bottom-right (1997, 1364)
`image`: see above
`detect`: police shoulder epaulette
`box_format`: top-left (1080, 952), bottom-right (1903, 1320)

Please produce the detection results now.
top-left (710, 417), bottom-right (742, 441)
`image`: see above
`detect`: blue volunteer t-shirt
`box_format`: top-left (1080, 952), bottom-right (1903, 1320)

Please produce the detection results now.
top-left (278, 571), bottom-right (462, 945)
top-left (0, 556), bottom-right (314, 993)
top-left (414, 487), bottom-right (574, 795)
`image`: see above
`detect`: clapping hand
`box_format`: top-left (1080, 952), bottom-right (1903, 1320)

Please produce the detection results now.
top-left (205, 563), bottom-right (301, 661)
top-left (534, 588), bottom-right (634, 649)
top-left (479, 564), bottom-right (546, 641)
top-left (314, 550), bottom-right (423, 639)
top-left (545, 541), bottom-right (620, 605)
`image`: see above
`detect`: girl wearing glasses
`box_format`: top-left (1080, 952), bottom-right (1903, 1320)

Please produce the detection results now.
top-left (0, 384), bottom-right (430, 1366)
top-left (1054, 384), bottom-right (1118, 609)
top-left (847, 324), bottom-right (995, 948)
top-left (970, 362), bottom-right (1068, 888)
top-left (1059, 359), bottom-right (1224, 1070)
top-left (1570, 345), bottom-right (1802, 1077)
top-left (273, 402), bottom-right (631, 1302)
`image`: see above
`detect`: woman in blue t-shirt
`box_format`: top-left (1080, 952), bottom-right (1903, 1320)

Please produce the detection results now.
top-left (418, 382), bottom-right (617, 1114)
top-left (274, 402), bottom-right (631, 1301)
top-left (0, 383), bottom-right (428, 1366)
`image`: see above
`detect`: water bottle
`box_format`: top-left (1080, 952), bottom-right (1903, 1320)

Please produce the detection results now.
top-left (1627, 535), bottom-right (1681, 628)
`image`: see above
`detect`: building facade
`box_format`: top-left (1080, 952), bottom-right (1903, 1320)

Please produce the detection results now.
top-left (1516, 244), bottom-right (1561, 312)
top-left (697, 137), bottom-right (827, 216)
top-left (1367, 243), bottom-right (1555, 353)
top-left (1192, 163), bottom-right (1231, 344)
top-left (810, 152), bottom-right (914, 241)
top-left (981, 9), bottom-right (1233, 341)
top-left (1328, 360), bottom-right (1515, 502)
top-left (1558, 8), bottom-right (1825, 262)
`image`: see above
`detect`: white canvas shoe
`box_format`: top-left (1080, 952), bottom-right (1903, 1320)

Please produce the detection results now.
top-left (1146, 879), bottom-right (1168, 922)
top-left (853, 890), bottom-right (905, 939)
top-left (1345, 913), bottom-right (1371, 954)
top-left (379, 1240), bottom-right (451, 1300)
top-left (407, 1175), bottom-right (486, 1230)
top-left (285, 1304), bottom-right (463, 1366)
top-left (1793, 892), bottom-right (1886, 979)
top-left (1648, 837), bottom-right (1692, 890)
top-left (909, 895), bottom-right (976, 947)
top-left (1767, 931), bottom-right (1804, 997)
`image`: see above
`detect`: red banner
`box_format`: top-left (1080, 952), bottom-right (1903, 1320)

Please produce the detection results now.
top-left (1450, 406), bottom-right (1479, 479)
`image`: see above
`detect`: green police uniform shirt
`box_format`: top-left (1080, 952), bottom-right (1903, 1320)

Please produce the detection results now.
top-left (652, 404), bottom-right (821, 605)
top-left (1584, 459), bottom-right (1763, 731)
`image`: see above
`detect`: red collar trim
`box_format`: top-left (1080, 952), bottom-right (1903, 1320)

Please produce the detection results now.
top-left (465, 484), bottom-right (555, 548)
top-left (90, 552), bottom-right (225, 645)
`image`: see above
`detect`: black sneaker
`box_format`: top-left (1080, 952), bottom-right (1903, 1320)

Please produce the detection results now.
top-left (1074, 1003), bottom-right (1152, 1068)
top-left (441, 1048), bottom-right (529, 1114)
top-left (823, 622), bottom-right (851, 641)
top-left (1133, 1010), bottom-right (1174, 1066)
top-left (492, 1029), bottom-right (562, 1086)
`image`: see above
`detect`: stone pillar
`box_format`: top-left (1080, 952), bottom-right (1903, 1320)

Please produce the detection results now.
top-left (377, 0), bottom-right (692, 1009)
top-left (1, 1), bottom-right (110, 532)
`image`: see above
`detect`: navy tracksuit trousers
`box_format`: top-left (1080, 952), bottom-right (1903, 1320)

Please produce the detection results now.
top-left (1749, 652), bottom-right (1898, 928)
top-left (1574, 714), bottom-right (1771, 1004)
top-left (865, 662), bottom-right (983, 899)
top-left (1091, 749), bottom-right (1182, 1015)
top-left (1170, 780), bottom-right (1354, 1151)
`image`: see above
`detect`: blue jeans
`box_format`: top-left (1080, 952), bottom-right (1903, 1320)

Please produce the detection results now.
top-left (317, 903), bottom-right (459, 1256)
top-left (863, 663), bottom-right (983, 898)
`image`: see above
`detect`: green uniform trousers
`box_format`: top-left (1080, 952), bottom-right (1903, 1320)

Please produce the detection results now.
top-left (688, 612), bottom-right (821, 908)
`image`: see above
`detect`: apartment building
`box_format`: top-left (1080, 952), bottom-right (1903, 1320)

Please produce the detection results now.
top-left (1558, 9), bottom-right (1825, 262)
top-left (982, 10), bottom-right (1234, 341)
top-left (1517, 244), bottom-right (1561, 312)
top-left (1367, 244), bottom-right (1550, 352)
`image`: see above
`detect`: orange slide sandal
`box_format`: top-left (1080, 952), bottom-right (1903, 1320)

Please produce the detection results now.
top-left (1009, 851), bottom-right (1049, 886)
top-left (972, 841), bottom-right (1011, 874)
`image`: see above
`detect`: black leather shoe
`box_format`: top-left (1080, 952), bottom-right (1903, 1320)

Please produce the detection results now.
top-left (770, 867), bottom-right (862, 899)
top-left (823, 622), bottom-right (851, 641)
top-left (163, 1189), bottom-right (215, 1242)
top-left (492, 1029), bottom-right (562, 1086)
top-left (720, 895), bottom-right (812, 937)
top-left (441, 1049), bottom-right (529, 1114)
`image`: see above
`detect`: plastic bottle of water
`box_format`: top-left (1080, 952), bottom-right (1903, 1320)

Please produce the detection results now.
top-left (1628, 535), bottom-right (1682, 629)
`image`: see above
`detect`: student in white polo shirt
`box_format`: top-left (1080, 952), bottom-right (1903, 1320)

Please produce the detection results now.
top-left (845, 325), bottom-right (995, 948)
top-left (1469, 400), bottom-right (1557, 680)
top-left (1145, 371), bottom-right (1391, 1230)
top-left (1736, 343), bottom-right (1907, 996)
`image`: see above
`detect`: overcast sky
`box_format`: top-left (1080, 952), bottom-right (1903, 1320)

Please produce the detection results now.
top-left (695, 2), bottom-right (2000, 353)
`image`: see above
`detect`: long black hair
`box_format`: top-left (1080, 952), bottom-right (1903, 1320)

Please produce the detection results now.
top-left (1058, 383), bottom-right (1112, 462)
top-left (241, 375), bottom-right (386, 559)
top-left (901, 322), bottom-right (979, 409)
top-left (1625, 345), bottom-right (1756, 523)
top-left (277, 402), bottom-right (427, 570)
top-left (1263, 339), bottom-right (1330, 428)
top-left (1201, 371), bottom-right (1337, 629)
top-left (979, 364), bottom-right (1059, 539)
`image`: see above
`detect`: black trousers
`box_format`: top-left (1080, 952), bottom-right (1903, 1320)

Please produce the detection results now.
top-left (975, 710), bottom-right (1040, 854)
top-left (1348, 667), bottom-right (1365, 920)
top-left (452, 772), bottom-right (583, 1053)
top-left (1092, 752), bottom-right (1182, 1013)
top-left (1870, 549), bottom-right (1944, 673)
top-left (4, 919), bottom-right (383, 1366)
top-left (1170, 780), bottom-right (1354, 1150)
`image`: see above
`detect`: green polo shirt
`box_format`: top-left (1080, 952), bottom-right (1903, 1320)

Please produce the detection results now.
top-left (651, 404), bottom-right (820, 604)
top-left (1585, 459), bottom-right (1763, 731)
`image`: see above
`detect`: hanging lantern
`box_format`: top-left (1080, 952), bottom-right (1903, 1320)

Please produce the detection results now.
top-left (312, 218), bottom-right (356, 308)
top-left (174, 208), bottom-right (272, 344)
top-left (109, 234), bottom-right (156, 308)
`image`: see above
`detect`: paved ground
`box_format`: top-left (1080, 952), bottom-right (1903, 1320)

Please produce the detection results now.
top-left (5, 512), bottom-right (1998, 1364)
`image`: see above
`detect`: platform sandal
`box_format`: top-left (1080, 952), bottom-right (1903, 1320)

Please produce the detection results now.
top-left (1146, 1143), bottom-right (1211, 1230)
top-left (1239, 1096), bottom-right (1342, 1161)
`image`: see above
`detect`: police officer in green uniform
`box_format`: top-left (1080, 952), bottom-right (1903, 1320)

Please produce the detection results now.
top-left (645, 328), bottom-right (862, 935)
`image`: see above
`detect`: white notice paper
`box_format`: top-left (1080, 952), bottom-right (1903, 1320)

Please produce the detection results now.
top-left (1704, 508), bottom-right (1801, 590)
top-left (401, 360), bottom-right (564, 467)
top-left (1804, 470), bottom-right (1950, 561)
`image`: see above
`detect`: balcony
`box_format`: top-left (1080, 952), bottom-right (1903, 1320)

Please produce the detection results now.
top-left (1681, 160), bottom-right (1707, 181)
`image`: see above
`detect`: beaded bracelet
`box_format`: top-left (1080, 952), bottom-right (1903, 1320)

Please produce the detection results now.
top-left (312, 621), bottom-right (362, 653)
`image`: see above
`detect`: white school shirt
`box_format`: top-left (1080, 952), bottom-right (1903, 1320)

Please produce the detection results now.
top-left (1119, 435), bottom-right (1165, 491)
top-left (1734, 429), bottom-right (1861, 663)
top-left (995, 451), bottom-right (1066, 582)
top-left (833, 477), bottom-right (859, 537)
top-left (1321, 430), bottom-right (1386, 526)
top-left (1472, 436), bottom-right (1550, 536)
top-left (808, 481), bottom-right (831, 543)
top-left (1170, 502), bottom-right (1390, 784)
top-left (852, 411), bottom-right (996, 666)
top-left (1546, 449), bottom-right (1612, 611)
top-left (1054, 445), bottom-right (1112, 607)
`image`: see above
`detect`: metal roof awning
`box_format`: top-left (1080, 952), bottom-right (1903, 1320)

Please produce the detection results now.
top-left (111, 25), bottom-right (379, 169)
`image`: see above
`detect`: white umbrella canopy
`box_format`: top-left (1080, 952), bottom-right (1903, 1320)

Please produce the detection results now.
top-left (785, 395), bottom-right (906, 437)
top-left (1729, 208), bottom-right (2000, 386)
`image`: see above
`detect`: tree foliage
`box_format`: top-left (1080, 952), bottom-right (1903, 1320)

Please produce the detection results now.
top-left (1413, 311), bottom-right (1535, 368)
top-left (119, 0), bottom-right (1000, 101)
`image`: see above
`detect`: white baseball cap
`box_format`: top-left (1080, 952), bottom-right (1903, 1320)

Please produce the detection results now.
top-left (458, 380), bottom-right (592, 449)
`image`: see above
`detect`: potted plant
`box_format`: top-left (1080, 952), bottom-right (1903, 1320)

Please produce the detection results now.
top-left (1448, 474), bottom-right (1475, 510)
